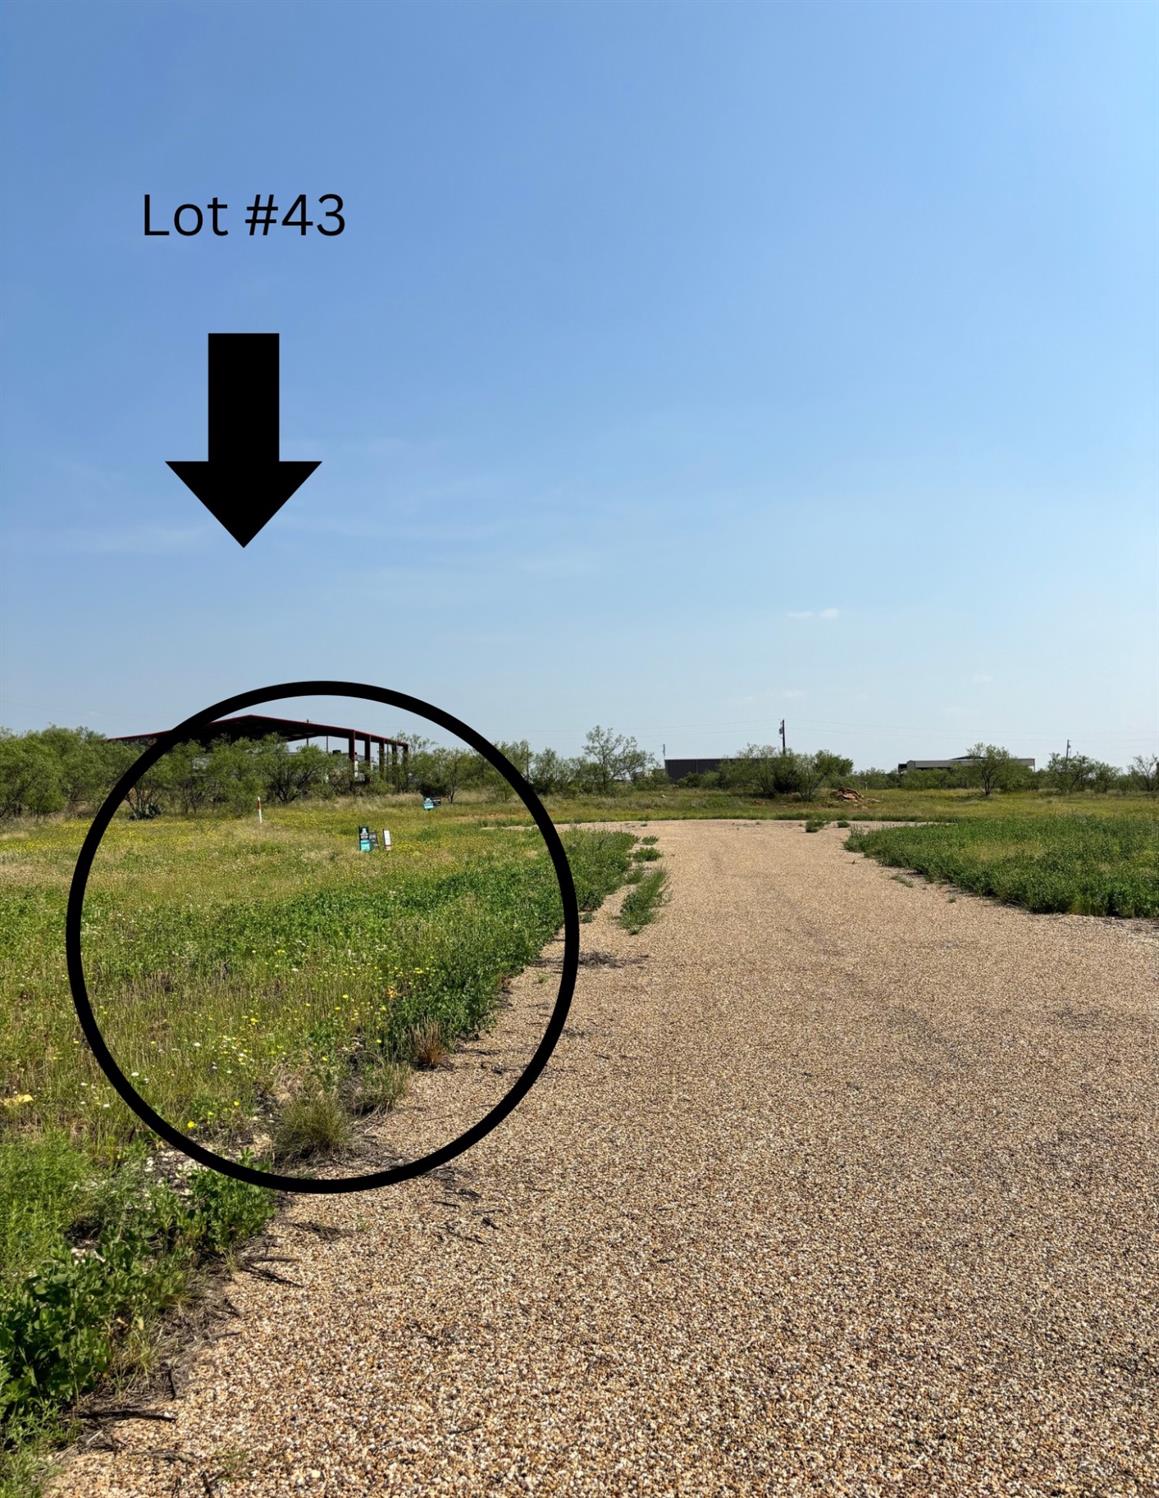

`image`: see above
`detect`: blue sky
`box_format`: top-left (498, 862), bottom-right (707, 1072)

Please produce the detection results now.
top-left (2, 0), bottom-right (1155, 770)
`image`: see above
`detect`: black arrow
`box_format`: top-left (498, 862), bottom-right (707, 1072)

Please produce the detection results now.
top-left (167, 334), bottom-right (320, 547)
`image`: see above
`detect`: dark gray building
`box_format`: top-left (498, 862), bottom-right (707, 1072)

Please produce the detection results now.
top-left (665, 757), bottom-right (725, 781)
top-left (897, 755), bottom-right (1035, 774)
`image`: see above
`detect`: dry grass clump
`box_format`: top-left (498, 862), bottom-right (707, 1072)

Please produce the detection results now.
top-left (407, 1019), bottom-right (449, 1070)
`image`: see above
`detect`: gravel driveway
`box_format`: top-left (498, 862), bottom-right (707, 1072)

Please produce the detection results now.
top-left (54, 820), bottom-right (1157, 1496)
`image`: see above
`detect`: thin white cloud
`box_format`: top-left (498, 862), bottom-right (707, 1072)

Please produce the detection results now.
top-left (786, 607), bottom-right (840, 621)
top-left (970, 671), bottom-right (993, 684)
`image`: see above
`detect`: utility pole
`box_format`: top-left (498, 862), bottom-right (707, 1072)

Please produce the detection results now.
top-left (1064, 738), bottom-right (1071, 767)
top-left (779, 719), bottom-right (787, 754)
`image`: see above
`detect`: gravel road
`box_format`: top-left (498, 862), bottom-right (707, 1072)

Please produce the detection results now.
top-left (55, 820), bottom-right (1157, 1496)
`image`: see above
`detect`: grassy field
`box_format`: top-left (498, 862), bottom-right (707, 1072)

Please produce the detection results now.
top-left (0, 802), bottom-right (635, 1488)
top-left (478, 784), bottom-right (1159, 828)
top-left (845, 814), bottom-right (1159, 917)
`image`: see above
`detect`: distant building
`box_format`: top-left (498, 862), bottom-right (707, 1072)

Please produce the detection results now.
top-left (664, 757), bottom-right (724, 781)
top-left (897, 755), bottom-right (1035, 774)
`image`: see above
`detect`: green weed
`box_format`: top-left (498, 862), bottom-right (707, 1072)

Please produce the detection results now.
top-left (0, 1151), bottom-right (272, 1489)
top-left (618, 870), bottom-right (669, 934)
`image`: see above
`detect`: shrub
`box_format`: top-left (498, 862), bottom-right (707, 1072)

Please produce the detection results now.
top-left (1045, 751), bottom-right (1097, 796)
top-left (256, 738), bottom-right (333, 804)
top-left (721, 747), bottom-right (837, 800)
top-left (1128, 754), bottom-right (1159, 795)
top-left (0, 736), bottom-right (66, 818)
top-left (814, 750), bottom-right (853, 784)
top-left (529, 747), bottom-right (572, 795)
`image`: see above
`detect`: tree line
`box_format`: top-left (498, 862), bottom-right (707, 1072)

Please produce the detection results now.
top-left (690, 741), bottom-right (1157, 798)
top-left (0, 725), bottom-right (1155, 820)
top-left (0, 724), bottom-right (661, 818)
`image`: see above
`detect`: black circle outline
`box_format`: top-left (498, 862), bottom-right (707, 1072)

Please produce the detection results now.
top-left (65, 680), bottom-right (579, 1194)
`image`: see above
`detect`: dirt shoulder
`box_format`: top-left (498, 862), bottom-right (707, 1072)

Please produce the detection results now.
top-left (53, 820), bottom-right (1157, 1496)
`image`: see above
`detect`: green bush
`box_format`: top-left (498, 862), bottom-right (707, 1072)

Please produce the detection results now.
top-left (721, 748), bottom-right (835, 800)
top-left (0, 738), bottom-right (65, 818)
